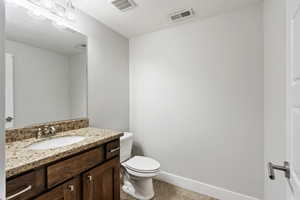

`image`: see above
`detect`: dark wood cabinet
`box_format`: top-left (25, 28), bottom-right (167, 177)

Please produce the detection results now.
top-left (106, 140), bottom-right (120, 160)
top-left (6, 168), bottom-right (45, 200)
top-left (47, 147), bottom-right (104, 188)
top-left (35, 177), bottom-right (80, 200)
top-left (83, 158), bottom-right (120, 200)
top-left (6, 139), bottom-right (120, 200)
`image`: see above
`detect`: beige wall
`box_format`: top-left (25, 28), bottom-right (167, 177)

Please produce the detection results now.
top-left (130, 3), bottom-right (263, 198)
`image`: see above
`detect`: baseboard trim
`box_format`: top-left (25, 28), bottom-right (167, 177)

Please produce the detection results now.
top-left (156, 171), bottom-right (261, 200)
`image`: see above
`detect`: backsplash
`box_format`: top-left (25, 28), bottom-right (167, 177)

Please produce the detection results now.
top-left (5, 118), bottom-right (89, 143)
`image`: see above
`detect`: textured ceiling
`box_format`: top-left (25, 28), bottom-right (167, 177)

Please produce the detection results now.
top-left (73, 0), bottom-right (261, 38)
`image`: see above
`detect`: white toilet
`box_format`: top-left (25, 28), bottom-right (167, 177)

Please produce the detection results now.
top-left (120, 132), bottom-right (160, 200)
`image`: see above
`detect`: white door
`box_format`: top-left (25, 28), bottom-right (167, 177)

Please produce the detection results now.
top-left (287, 0), bottom-right (300, 199)
top-left (5, 53), bottom-right (14, 129)
top-left (265, 0), bottom-right (300, 199)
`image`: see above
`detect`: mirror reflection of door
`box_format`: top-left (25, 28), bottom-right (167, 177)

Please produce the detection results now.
top-left (5, 5), bottom-right (87, 128)
top-left (5, 53), bottom-right (14, 129)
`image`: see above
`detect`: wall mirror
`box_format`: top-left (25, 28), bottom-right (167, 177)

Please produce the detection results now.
top-left (5, 4), bottom-right (87, 129)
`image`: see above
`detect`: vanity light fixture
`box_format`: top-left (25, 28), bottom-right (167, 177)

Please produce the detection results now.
top-left (52, 20), bottom-right (68, 30)
top-left (5, 0), bottom-right (77, 28)
top-left (65, 0), bottom-right (76, 20)
top-left (29, 0), bottom-right (77, 21)
top-left (41, 0), bottom-right (54, 9)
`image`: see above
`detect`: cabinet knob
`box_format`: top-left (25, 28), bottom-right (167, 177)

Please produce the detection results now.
top-left (68, 185), bottom-right (74, 191)
top-left (87, 175), bottom-right (93, 182)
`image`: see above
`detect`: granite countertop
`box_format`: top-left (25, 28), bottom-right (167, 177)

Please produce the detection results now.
top-left (6, 127), bottom-right (123, 178)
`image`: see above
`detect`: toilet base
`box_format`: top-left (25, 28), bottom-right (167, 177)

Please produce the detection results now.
top-left (122, 174), bottom-right (155, 200)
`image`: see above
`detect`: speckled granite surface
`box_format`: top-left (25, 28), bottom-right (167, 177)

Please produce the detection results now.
top-left (6, 127), bottom-right (123, 178)
top-left (6, 118), bottom-right (89, 143)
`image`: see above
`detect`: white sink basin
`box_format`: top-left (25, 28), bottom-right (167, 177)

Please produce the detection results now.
top-left (28, 136), bottom-right (85, 150)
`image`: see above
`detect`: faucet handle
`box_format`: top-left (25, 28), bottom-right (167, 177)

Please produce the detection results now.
top-left (43, 126), bottom-right (50, 135)
top-left (49, 126), bottom-right (56, 135)
top-left (36, 128), bottom-right (43, 139)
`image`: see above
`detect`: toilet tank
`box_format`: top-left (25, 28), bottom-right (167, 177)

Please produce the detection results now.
top-left (120, 132), bottom-right (133, 162)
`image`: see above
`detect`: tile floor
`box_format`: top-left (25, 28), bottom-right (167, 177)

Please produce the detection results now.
top-left (120, 179), bottom-right (217, 200)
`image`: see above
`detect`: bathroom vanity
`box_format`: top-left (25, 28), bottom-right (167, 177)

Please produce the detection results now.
top-left (4, 4), bottom-right (125, 200)
top-left (6, 125), bottom-right (123, 200)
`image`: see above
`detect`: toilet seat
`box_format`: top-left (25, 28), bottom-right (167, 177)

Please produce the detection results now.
top-left (125, 167), bottom-right (159, 178)
top-left (123, 156), bottom-right (160, 174)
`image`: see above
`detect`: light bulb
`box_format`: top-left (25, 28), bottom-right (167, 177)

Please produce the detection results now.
top-left (55, 4), bottom-right (65, 17)
top-left (32, 9), bottom-right (41, 16)
top-left (52, 20), bottom-right (67, 30)
top-left (28, 0), bottom-right (41, 5)
top-left (65, 0), bottom-right (76, 20)
top-left (42, 0), bottom-right (54, 9)
top-left (65, 10), bottom-right (75, 20)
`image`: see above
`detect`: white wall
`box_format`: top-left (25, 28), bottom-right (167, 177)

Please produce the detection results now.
top-left (263, 0), bottom-right (287, 199)
top-left (130, 3), bottom-right (263, 199)
top-left (69, 53), bottom-right (87, 118)
top-left (0, 0), bottom-right (5, 198)
top-left (6, 40), bottom-right (71, 127)
top-left (72, 11), bottom-right (129, 131)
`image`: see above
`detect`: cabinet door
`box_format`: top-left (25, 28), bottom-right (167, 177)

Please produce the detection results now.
top-left (83, 158), bottom-right (120, 200)
top-left (35, 177), bottom-right (80, 200)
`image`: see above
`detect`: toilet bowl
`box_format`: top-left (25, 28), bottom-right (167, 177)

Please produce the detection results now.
top-left (120, 133), bottom-right (160, 200)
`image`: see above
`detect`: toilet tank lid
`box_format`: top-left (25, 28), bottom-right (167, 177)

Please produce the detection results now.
top-left (121, 132), bottom-right (133, 140)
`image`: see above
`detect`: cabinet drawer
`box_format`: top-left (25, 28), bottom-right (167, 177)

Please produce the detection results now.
top-left (36, 177), bottom-right (80, 200)
top-left (47, 147), bottom-right (104, 188)
top-left (106, 140), bottom-right (120, 159)
top-left (6, 168), bottom-right (45, 200)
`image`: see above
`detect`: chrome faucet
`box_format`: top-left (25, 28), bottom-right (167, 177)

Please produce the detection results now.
top-left (36, 126), bottom-right (57, 139)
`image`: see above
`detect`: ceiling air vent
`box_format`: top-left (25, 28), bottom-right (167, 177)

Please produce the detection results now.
top-left (110, 0), bottom-right (137, 12)
top-left (74, 43), bottom-right (87, 50)
top-left (169, 8), bottom-right (195, 22)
